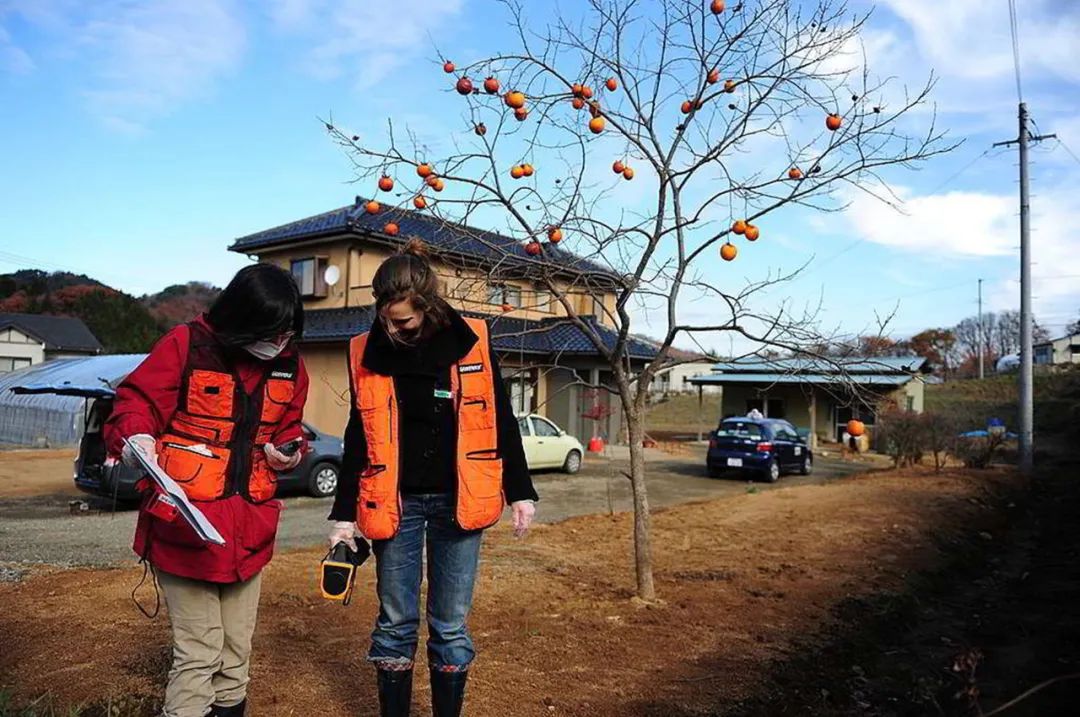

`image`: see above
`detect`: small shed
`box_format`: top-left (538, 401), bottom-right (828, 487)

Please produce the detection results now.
top-left (0, 354), bottom-right (145, 447)
top-left (687, 356), bottom-right (928, 448)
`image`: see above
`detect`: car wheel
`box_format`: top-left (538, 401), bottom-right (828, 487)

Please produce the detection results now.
top-left (762, 459), bottom-right (780, 483)
top-left (308, 461), bottom-right (339, 498)
top-left (562, 450), bottom-right (582, 474)
top-left (800, 454), bottom-right (812, 475)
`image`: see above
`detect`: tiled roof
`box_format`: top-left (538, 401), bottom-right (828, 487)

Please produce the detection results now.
top-left (230, 200), bottom-right (621, 282)
top-left (301, 306), bottom-right (657, 360)
top-left (0, 313), bottom-right (103, 353)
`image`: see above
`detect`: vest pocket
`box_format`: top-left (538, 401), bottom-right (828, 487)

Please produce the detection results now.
top-left (248, 451), bottom-right (279, 503)
top-left (187, 370), bottom-right (236, 418)
top-left (159, 439), bottom-right (230, 501)
top-left (461, 451), bottom-right (503, 499)
top-left (459, 396), bottom-right (496, 432)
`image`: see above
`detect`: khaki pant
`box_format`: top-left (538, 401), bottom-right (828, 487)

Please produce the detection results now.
top-left (157, 570), bottom-right (263, 717)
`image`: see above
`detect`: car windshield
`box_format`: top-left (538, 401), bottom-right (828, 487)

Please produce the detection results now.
top-left (717, 421), bottom-right (764, 439)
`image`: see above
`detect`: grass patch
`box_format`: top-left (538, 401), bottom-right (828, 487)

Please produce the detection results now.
top-left (0, 690), bottom-right (152, 717)
top-left (644, 394), bottom-right (723, 433)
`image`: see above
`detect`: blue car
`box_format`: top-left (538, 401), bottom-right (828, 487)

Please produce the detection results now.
top-left (706, 417), bottom-right (812, 482)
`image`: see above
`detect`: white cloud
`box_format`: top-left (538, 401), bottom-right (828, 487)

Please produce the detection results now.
top-left (876, 0), bottom-right (1080, 85)
top-left (844, 185), bottom-right (1016, 257)
top-left (0, 25), bottom-right (34, 73)
top-left (4, 0), bottom-right (246, 130)
top-left (841, 180), bottom-right (1080, 333)
top-left (78, 0), bottom-right (246, 129)
top-left (267, 0), bottom-right (464, 90)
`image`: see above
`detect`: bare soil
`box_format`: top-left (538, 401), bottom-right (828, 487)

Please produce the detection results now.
top-left (0, 449), bottom-right (80, 498)
top-left (3, 465), bottom-right (1055, 716)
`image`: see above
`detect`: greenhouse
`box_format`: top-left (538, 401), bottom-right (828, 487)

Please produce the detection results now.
top-left (0, 354), bottom-right (145, 447)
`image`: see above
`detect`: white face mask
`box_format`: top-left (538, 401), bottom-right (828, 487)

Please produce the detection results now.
top-left (244, 338), bottom-right (287, 361)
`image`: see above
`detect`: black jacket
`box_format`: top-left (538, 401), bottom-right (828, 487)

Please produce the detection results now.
top-left (329, 310), bottom-right (537, 522)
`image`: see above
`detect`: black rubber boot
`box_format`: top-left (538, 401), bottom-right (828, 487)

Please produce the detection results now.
top-left (429, 669), bottom-right (467, 717)
top-left (209, 700), bottom-right (246, 717)
top-left (377, 669), bottom-right (414, 717)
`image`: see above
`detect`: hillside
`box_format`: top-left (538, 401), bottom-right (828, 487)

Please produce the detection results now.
top-left (925, 368), bottom-right (1080, 439)
top-left (0, 271), bottom-right (219, 353)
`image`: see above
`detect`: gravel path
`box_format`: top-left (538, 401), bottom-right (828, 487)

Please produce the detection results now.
top-left (0, 447), bottom-right (871, 569)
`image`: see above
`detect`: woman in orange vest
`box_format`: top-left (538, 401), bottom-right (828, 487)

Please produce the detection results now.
top-left (104, 263), bottom-right (309, 717)
top-left (328, 239), bottom-right (537, 717)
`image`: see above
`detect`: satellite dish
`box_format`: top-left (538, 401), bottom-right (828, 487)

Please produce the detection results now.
top-left (324, 264), bottom-right (341, 286)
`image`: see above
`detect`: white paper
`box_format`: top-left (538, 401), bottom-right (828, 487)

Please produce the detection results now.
top-left (124, 437), bottom-right (226, 546)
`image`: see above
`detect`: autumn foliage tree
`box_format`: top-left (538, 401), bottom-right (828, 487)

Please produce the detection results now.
top-left (330, 0), bottom-right (952, 599)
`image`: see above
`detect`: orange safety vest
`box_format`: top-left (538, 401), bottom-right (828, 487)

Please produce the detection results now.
top-left (348, 316), bottom-right (504, 539)
top-left (156, 321), bottom-right (298, 504)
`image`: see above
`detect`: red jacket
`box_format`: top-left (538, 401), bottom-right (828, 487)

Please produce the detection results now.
top-left (104, 315), bottom-right (309, 583)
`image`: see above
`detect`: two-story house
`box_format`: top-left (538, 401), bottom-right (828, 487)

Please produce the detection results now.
top-left (229, 199), bottom-right (657, 443)
top-left (0, 313), bottom-right (103, 372)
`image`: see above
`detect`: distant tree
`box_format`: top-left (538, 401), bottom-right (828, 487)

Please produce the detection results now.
top-left (1067, 311), bottom-right (1080, 336)
top-left (144, 281), bottom-right (221, 330)
top-left (71, 289), bottom-right (160, 353)
top-left (909, 328), bottom-right (956, 376)
top-left (856, 335), bottom-right (898, 357)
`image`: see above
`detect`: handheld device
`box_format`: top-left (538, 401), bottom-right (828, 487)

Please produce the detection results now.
top-left (320, 539), bottom-right (371, 604)
top-left (277, 438), bottom-right (303, 456)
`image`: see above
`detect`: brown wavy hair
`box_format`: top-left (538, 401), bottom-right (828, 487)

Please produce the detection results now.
top-left (371, 238), bottom-right (451, 331)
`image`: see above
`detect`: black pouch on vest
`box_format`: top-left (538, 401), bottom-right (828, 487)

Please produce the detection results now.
top-left (320, 539), bottom-right (371, 604)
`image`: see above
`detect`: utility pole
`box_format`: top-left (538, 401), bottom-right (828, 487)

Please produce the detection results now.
top-left (993, 102), bottom-right (1055, 475)
top-left (977, 278), bottom-right (984, 379)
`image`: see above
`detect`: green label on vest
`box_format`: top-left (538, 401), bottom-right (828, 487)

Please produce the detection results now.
top-left (434, 389), bottom-right (453, 400)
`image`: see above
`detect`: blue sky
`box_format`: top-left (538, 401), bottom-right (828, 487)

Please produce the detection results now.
top-left (1, 0), bottom-right (1078, 350)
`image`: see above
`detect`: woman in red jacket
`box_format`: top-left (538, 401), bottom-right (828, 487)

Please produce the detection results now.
top-left (104, 263), bottom-right (309, 717)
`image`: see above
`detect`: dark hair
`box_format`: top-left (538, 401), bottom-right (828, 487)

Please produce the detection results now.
top-left (207, 263), bottom-right (304, 347)
top-left (372, 238), bottom-right (451, 329)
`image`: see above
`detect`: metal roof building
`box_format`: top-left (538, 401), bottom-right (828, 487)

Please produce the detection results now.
top-left (0, 354), bottom-right (145, 446)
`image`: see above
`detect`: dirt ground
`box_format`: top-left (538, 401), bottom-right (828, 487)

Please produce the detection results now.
top-left (0, 464), bottom-right (1042, 716)
top-left (0, 448), bottom-right (78, 497)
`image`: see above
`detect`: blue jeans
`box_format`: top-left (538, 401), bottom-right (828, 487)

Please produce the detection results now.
top-left (368, 493), bottom-right (483, 671)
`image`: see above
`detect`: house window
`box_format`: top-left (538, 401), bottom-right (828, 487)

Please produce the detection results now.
top-left (533, 287), bottom-right (553, 312)
top-left (291, 257), bottom-right (328, 298)
top-left (487, 282), bottom-right (521, 307)
top-left (0, 356), bottom-right (32, 373)
top-left (592, 295), bottom-right (606, 320)
top-left (905, 395), bottom-right (915, 411)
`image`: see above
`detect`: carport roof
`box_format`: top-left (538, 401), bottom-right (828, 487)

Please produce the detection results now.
top-left (688, 372), bottom-right (916, 386)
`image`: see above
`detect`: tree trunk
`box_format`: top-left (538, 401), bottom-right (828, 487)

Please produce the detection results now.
top-left (625, 409), bottom-right (656, 601)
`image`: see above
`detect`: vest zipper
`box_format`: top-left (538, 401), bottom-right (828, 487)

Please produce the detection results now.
top-left (450, 367), bottom-right (462, 526)
top-left (391, 394), bottom-right (404, 525)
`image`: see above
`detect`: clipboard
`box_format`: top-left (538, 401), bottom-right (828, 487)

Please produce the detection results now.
top-left (123, 437), bottom-right (226, 546)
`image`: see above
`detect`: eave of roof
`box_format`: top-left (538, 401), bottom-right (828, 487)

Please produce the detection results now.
top-left (688, 373), bottom-right (916, 386)
top-left (229, 201), bottom-right (624, 286)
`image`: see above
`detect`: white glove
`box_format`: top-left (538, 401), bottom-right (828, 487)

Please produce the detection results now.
top-left (121, 434), bottom-right (157, 469)
top-left (264, 442), bottom-right (302, 471)
top-left (511, 500), bottom-right (536, 538)
top-left (328, 521), bottom-right (358, 551)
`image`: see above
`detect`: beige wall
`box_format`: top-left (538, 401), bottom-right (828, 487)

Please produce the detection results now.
top-left (253, 234), bottom-right (617, 327)
top-left (298, 343), bottom-right (351, 435)
top-left (887, 378), bottom-right (925, 413)
top-left (0, 327), bottom-right (45, 369)
top-left (298, 340), bottom-right (574, 439)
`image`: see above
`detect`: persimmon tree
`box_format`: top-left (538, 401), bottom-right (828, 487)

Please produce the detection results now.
top-left (328, 0), bottom-right (953, 600)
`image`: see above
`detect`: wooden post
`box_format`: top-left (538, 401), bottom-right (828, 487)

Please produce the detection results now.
top-left (808, 388), bottom-right (818, 450)
top-left (697, 384), bottom-right (704, 441)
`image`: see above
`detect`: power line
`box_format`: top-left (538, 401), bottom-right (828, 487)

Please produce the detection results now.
top-left (1007, 0), bottom-right (1024, 101)
top-left (1053, 138), bottom-right (1080, 169)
